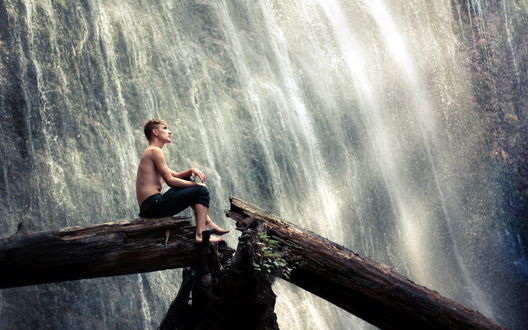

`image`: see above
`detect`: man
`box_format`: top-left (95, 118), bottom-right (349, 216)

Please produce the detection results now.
top-left (136, 119), bottom-right (228, 243)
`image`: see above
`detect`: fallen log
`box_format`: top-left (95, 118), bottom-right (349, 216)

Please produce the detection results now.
top-left (0, 217), bottom-right (233, 289)
top-left (1, 199), bottom-right (505, 329)
top-left (226, 197), bottom-right (504, 329)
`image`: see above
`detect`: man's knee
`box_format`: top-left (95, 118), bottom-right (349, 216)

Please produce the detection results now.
top-left (194, 185), bottom-right (210, 207)
top-left (195, 185), bottom-right (209, 196)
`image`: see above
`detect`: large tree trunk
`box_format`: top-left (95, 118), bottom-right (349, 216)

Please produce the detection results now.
top-left (1, 199), bottom-right (505, 329)
top-left (0, 217), bottom-right (233, 288)
top-left (226, 197), bottom-right (504, 330)
top-left (160, 220), bottom-right (279, 330)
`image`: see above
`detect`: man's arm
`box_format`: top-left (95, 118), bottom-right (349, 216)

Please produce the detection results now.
top-left (171, 168), bottom-right (206, 182)
top-left (150, 148), bottom-right (202, 188)
top-left (171, 169), bottom-right (192, 179)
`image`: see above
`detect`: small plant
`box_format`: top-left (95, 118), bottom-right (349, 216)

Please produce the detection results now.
top-left (253, 232), bottom-right (294, 280)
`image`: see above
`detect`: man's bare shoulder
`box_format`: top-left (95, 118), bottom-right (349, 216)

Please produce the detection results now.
top-left (142, 146), bottom-right (164, 159)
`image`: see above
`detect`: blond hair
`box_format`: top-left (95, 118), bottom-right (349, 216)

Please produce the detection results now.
top-left (143, 119), bottom-right (167, 141)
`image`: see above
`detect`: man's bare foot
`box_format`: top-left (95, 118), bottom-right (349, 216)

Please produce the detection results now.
top-left (209, 236), bottom-right (224, 243)
top-left (210, 228), bottom-right (230, 235)
top-left (195, 235), bottom-right (224, 244)
top-left (206, 221), bottom-right (230, 235)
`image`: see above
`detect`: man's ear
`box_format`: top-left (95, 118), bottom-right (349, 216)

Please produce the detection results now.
top-left (152, 128), bottom-right (159, 137)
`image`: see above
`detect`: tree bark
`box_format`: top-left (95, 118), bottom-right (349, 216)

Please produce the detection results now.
top-left (0, 217), bottom-right (233, 289)
top-left (160, 219), bottom-right (279, 330)
top-left (226, 197), bottom-right (504, 330)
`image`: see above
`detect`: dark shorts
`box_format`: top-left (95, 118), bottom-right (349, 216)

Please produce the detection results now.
top-left (139, 185), bottom-right (210, 218)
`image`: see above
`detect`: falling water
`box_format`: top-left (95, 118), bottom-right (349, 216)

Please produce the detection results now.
top-left (0, 0), bottom-right (526, 329)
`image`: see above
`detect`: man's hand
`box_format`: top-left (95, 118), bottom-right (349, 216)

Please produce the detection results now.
top-left (191, 168), bottom-right (206, 182)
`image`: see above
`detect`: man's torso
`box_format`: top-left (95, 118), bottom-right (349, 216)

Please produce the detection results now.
top-left (136, 147), bottom-right (164, 205)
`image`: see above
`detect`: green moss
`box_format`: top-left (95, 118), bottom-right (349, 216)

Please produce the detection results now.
top-left (253, 232), bottom-right (294, 280)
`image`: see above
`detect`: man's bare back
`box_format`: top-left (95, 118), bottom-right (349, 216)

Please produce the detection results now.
top-left (136, 147), bottom-right (164, 206)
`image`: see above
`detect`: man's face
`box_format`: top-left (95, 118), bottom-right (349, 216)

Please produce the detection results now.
top-left (155, 124), bottom-right (172, 143)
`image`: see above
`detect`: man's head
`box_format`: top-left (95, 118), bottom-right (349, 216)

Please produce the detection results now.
top-left (144, 119), bottom-right (170, 142)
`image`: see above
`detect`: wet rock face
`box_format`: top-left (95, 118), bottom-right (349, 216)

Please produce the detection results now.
top-left (1, 0), bottom-right (527, 329)
top-left (452, 0), bottom-right (528, 246)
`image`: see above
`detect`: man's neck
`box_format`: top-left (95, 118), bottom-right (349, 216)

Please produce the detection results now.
top-left (148, 139), bottom-right (165, 149)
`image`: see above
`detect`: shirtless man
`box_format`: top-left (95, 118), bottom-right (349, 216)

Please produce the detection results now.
top-left (136, 119), bottom-right (228, 243)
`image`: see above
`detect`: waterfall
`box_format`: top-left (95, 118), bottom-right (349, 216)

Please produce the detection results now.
top-left (0, 0), bottom-right (526, 329)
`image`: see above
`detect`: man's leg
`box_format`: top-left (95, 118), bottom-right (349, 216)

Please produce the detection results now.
top-left (192, 203), bottom-right (224, 243)
top-left (158, 185), bottom-right (227, 243)
top-left (206, 215), bottom-right (229, 235)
